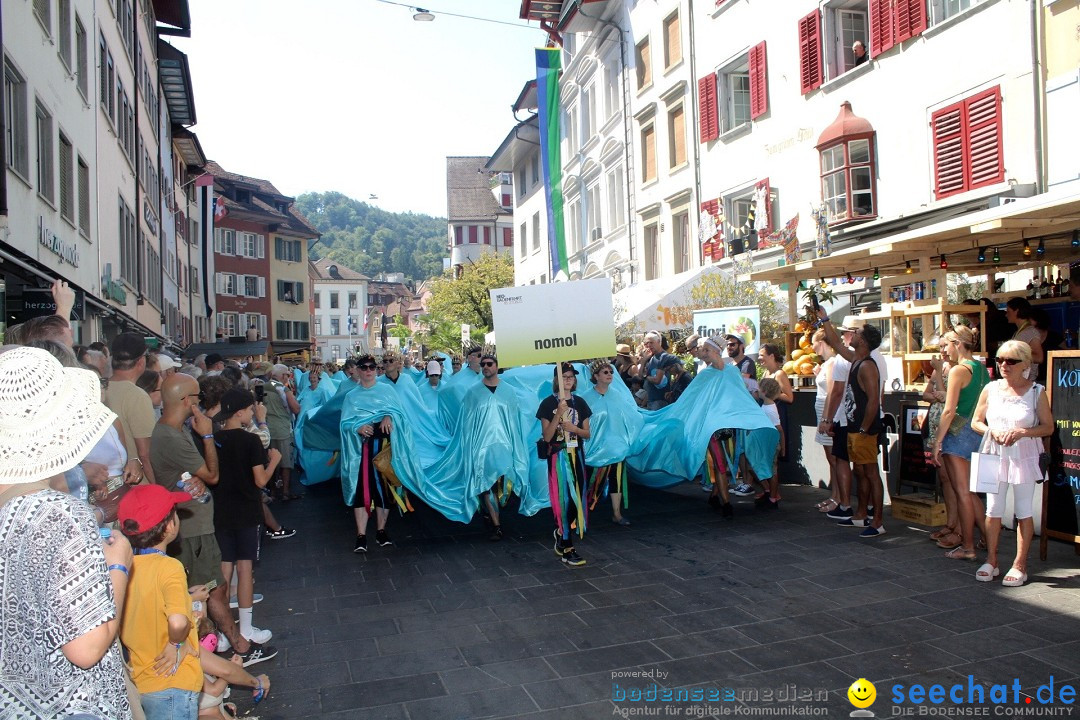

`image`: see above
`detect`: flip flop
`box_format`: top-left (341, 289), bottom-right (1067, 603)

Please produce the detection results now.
top-left (975, 563), bottom-right (1000, 582)
top-left (1002, 568), bottom-right (1028, 587)
top-left (816, 498), bottom-right (839, 513)
top-left (929, 526), bottom-right (955, 541)
top-left (936, 533), bottom-right (963, 550)
top-left (945, 546), bottom-right (976, 561)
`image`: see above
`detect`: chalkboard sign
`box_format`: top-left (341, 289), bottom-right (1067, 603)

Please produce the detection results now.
top-left (1040, 350), bottom-right (1080, 560)
top-left (897, 401), bottom-right (936, 491)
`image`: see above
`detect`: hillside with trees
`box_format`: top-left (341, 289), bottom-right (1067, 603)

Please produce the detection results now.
top-left (295, 191), bottom-right (447, 283)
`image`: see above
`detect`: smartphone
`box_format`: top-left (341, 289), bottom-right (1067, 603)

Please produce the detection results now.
top-left (254, 384), bottom-right (265, 402)
top-left (811, 294), bottom-right (821, 312)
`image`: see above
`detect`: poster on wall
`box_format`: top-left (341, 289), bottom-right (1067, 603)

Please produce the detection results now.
top-left (692, 305), bottom-right (762, 354)
top-left (489, 278), bottom-right (616, 368)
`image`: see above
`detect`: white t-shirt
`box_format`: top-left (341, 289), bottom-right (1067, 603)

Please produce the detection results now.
top-left (762, 402), bottom-right (781, 427)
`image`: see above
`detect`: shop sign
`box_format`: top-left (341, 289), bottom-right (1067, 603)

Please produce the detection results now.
top-left (38, 216), bottom-right (80, 267)
top-left (693, 305), bottom-right (762, 354)
top-left (18, 286), bottom-right (85, 322)
top-left (143, 200), bottom-right (159, 235)
top-left (101, 263), bottom-right (127, 304)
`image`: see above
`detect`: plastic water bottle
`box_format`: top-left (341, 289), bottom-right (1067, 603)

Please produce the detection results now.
top-left (64, 465), bottom-right (107, 527)
top-left (177, 472), bottom-right (211, 504)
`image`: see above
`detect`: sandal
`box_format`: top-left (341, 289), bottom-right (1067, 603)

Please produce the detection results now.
top-left (1002, 568), bottom-right (1028, 587)
top-left (976, 539), bottom-right (987, 551)
top-left (816, 498), bottom-right (839, 512)
top-left (975, 562), bottom-right (1000, 582)
top-left (222, 703), bottom-right (238, 719)
top-left (945, 546), bottom-right (976, 561)
top-left (935, 532), bottom-right (963, 550)
top-left (929, 526), bottom-right (955, 541)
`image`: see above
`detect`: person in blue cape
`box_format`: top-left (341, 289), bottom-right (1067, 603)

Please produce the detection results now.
top-left (417, 358), bottom-right (444, 414)
top-left (294, 368), bottom-right (340, 486)
top-left (437, 345), bottom-right (482, 430)
top-left (626, 337), bottom-right (779, 512)
top-left (537, 363), bottom-right (592, 567)
top-left (579, 358), bottom-right (643, 526)
top-left (377, 350), bottom-right (451, 469)
top-left (339, 354), bottom-right (417, 553)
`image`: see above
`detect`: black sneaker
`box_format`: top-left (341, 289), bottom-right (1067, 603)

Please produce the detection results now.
top-left (708, 494), bottom-right (722, 511)
top-left (353, 534), bottom-right (367, 553)
top-left (265, 526), bottom-right (296, 540)
top-left (553, 529), bottom-right (563, 556)
top-left (721, 502), bottom-right (734, 519)
top-left (375, 529), bottom-right (393, 547)
top-left (561, 548), bottom-right (586, 567)
top-left (826, 505), bottom-right (853, 520)
top-left (236, 641), bottom-right (278, 667)
top-left (489, 526), bottom-right (504, 542)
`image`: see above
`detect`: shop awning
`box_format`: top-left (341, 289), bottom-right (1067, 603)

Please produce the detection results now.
top-left (746, 186), bottom-right (1080, 286)
top-left (614, 265), bottom-right (721, 330)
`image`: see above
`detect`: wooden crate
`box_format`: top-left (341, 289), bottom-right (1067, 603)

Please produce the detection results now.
top-left (890, 494), bottom-right (946, 527)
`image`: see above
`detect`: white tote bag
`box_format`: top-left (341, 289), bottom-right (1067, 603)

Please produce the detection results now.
top-left (969, 450), bottom-right (1000, 493)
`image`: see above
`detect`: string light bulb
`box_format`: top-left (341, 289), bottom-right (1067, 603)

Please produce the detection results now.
top-left (993, 247), bottom-right (1001, 263)
top-left (1037, 238), bottom-right (1045, 256)
top-left (846, 273), bottom-right (854, 284)
top-left (905, 261), bottom-right (913, 274)
top-left (939, 254), bottom-right (948, 270)
top-left (1072, 230), bottom-right (1080, 248)
top-left (977, 247), bottom-right (986, 263)
top-left (1023, 240), bottom-right (1032, 257)
top-left (873, 267), bottom-right (880, 280)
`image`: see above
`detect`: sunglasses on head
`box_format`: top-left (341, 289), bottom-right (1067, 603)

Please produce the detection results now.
top-left (480, 361), bottom-right (497, 367)
top-left (996, 357), bottom-right (1022, 366)
top-left (359, 363), bottom-right (377, 371)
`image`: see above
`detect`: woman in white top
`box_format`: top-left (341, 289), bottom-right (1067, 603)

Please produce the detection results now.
top-left (969, 340), bottom-right (1053, 587)
top-left (810, 329), bottom-right (840, 512)
top-left (1005, 297), bottom-right (1044, 382)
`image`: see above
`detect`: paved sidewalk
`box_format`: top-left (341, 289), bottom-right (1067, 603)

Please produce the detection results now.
top-left (234, 480), bottom-right (1080, 719)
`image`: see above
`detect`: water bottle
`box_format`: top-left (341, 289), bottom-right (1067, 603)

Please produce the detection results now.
top-left (177, 471), bottom-right (211, 504)
top-left (64, 465), bottom-right (107, 527)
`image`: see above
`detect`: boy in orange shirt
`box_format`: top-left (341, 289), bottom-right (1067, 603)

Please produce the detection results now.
top-left (119, 484), bottom-right (204, 719)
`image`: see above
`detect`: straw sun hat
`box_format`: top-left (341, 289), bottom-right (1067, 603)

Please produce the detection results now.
top-left (0, 346), bottom-right (116, 484)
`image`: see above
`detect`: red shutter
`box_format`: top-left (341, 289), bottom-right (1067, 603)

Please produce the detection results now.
top-left (931, 100), bottom-right (967, 199)
top-left (454, 226), bottom-right (463, 245)
top-left (469, 226), bottom-right (478, 243)
top-left (483, 226), bottom-right (491, 244)
top-left (502, 227), bottom-right (512, 246)
top-left (698, 73), bottom-right (719, 142)
top-left (797, 11), bottom-right (822, 94)
top-left (895, 0), bottom-right (927, 43)
top-left (869, 0), bottom-right (894, 57)
top-left (749, 42), bottom-right (768, 120)
top-left (501, 192), bottom-right (511, 206)
top-left (966, 86), bottom-right (1004, 190)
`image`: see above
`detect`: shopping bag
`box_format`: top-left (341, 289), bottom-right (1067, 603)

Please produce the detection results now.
top-left (969, 452), bottom-right (999, 494)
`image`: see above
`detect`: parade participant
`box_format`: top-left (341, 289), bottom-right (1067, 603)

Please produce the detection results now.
top-left (698, 337), bottom-right (735, 516)
top-left (382, 351), bottom-right (404, 384)
top-left (969, 340), bottom-right (1053, 586)
top-left (817, 308), bottom-right (886, 538)
top-left (538, 363), bottom-right (592, 566)
top-left (932, 327), bottom-right (990, 559)
top-left (438, 345), bottom-right (484, 429)
top-left (0, 347), bottom-right (133, 720)
top-left (340, 355), bottom-right (415, 552)
top-left (581, 359), bottom-right (643, 526)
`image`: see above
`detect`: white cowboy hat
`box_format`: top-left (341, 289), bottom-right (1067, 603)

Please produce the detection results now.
top-left (0, 347), bottom-right (116, 484)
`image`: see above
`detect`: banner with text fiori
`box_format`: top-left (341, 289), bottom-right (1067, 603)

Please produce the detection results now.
top-left (692, 305), bottom-right (762, 354)
top-left (490, 278), bottom-right (616, 368)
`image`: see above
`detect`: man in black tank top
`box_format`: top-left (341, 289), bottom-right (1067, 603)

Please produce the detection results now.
top-left (817, 308), bottom-right (887, 538)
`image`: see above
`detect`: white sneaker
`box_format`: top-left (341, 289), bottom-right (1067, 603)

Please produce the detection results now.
top-left (241, 626), bottom-right (273, 644)
top-left (217, 632), bottom-right (231, 653)
top-left (229, 593), bottom-right (264, 609)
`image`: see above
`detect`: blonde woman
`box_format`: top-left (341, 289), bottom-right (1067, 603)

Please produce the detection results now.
top-left (931, 326), bottom-right (989, 560)
top-left (969, 340), bottom-right (1053, 586)
top-left (811, 329), bottom-right (841, 512)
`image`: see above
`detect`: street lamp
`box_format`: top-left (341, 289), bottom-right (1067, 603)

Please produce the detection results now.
top-left (413, 7), bottom-right (435, 21)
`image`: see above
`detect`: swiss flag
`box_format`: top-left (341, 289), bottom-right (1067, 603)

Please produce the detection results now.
top-left (213, 195), bottom-right (228, 222)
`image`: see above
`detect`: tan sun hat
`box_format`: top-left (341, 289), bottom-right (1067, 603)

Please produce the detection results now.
top-left (0, 346), bottom-right (117, 484)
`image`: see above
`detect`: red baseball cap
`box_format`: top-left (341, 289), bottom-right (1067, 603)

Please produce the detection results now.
top-left (118, 484), bottom-right (192, 533)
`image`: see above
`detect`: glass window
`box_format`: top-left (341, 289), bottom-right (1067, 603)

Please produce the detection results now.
top-left (819, 135), bottom-right (876, 224)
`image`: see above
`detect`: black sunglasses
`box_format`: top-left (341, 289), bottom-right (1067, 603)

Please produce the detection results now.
top-left (480, 361), bottom-right (497, 367)
top-left (359, 363), bottom-right (377, 371)
top-left (996, 357), bottom-right (1022, 366)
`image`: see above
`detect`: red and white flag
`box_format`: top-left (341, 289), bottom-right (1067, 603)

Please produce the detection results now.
top-left (213, 195), bottom-right (228, 222)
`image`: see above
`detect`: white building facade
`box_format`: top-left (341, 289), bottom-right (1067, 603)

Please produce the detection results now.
top-left (311, 257), bottom-right (368, 362)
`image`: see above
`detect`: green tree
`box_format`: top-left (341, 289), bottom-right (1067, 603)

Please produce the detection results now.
top-left (424, 252), bottom-right (515, 339)
top-left (679, 272), bottom-right (789, 348)
top-left (388, 314), bottom-right (411, 340)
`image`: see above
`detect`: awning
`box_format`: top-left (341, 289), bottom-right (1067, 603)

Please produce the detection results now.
top-left (747, 186), bottom-right (1080, 286)
top-left (613, 265), bottom-right (720, 330)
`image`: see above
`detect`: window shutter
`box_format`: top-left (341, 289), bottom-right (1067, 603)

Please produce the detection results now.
top-left (697, 73), bottom-right (719, 142)
top-left (870, 0), bottom-right (895, 57)
top-left (895, 0), bottom-right (927, 43)
top-left (797, 10), bottom-right (823, 94)
top-left (749, 42), bottom-right (768, 120)
top-left (931, 100), bottom-right (966, 198)
top-left (257, 234), bottom-right (265, 258)
top-left (275, 237), bottom-right (283, 258)
top-left (483, 226), bottom-right (491, 244)
top-left (297, 283), bottom-right (304, 303)
top-left (965, 86), bottom-right (1004, 190)
top-left (257, 277), bottom-right (266, 298)
top-left (214, 228), bottom-right (222, 253)
top-left (215, 272), bottom-right (222, 294)
top-left (502, 227), bottom-right (512, 246)
top-left (277, 279), bottom-right (285, 300)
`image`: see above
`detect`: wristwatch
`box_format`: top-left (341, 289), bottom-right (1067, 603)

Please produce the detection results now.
top-left (857, 428), bottom-right (868, 435)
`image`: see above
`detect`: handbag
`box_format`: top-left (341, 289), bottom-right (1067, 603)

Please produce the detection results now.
top-left (536, 439), bottom-right (565, 460)
top-left (969, 450), bottom-right (1000, 494)
top-left (373, 444), bottom-right (401, 487)
top-left (1026, 383), bottom-right (1050, 482)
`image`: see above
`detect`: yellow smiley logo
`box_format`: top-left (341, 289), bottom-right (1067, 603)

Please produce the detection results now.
top-left (848, 678), bottom-right (877, 709)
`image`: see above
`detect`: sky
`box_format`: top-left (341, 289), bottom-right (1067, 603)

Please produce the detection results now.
top-left (170, 0), bottom-right (545, 218)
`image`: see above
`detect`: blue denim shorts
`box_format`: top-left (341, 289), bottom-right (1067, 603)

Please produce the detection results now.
top-left (941, 421), bottom-right (982, 459)
top-left (140, 688), bottom-right (199, 720)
